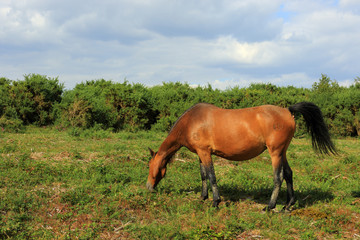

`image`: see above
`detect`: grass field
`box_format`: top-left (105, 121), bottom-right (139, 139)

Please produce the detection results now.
top-left (0, 126), bottom-right (359, 239)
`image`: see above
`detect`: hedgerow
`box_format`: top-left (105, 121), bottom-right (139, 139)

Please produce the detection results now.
top-left (0, 74), bottom-right (359, 136)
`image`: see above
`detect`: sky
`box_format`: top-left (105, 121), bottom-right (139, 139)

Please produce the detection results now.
top-left (1, 0), bottom-right (359, 90)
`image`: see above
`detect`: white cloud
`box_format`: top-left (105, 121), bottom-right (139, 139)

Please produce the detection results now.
top-left (136, 0), bottom-right (283, 41)
top-left (210, 36), bottom-right (281, 66)
top-left (0, 0), bottom-right (359, 90)
top-left (338, 79), bottom-right (354, 87)
top-left (30, 12), bottom-right (46, 28)
top-left (205, 72), bottom-right (316, 90)
top-left (339, 0), bottom-right (360, 11)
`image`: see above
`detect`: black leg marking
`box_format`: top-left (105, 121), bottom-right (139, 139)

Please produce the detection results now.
top-left (198, 151), bottom-right (221, 207)
top-left (265, 165), bottom-right (284, 211)
top-left (199, 161), bottom-right (209, 201)
top-left (208, 163), bottom-right (221, 207)
top-left (283, 161), bottom-right (296, 210)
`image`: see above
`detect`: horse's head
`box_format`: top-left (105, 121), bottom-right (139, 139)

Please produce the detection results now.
top-left (146, 148), bottom-right (167, 191)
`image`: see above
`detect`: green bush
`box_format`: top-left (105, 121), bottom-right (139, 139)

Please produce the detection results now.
top-left (56, 79), bottom-right (155, 131)
top-left (0, 116), bottom-right (25, 133)
top-left (0, 78), bottom-right (11, 116)
top-left (149, 82), bottom-right (197, 131)
top-left (0, 74), bottom-right (359, 136)
top-left (0, 74), bottom-right (64, 126)
top-left (311, 74), bottom-right (360, 136)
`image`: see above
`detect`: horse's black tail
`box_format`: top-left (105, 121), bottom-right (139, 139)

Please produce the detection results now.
top-left (289, 102), bottom-right (337, 155)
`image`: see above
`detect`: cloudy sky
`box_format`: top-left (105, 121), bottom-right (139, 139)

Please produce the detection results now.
top-left (1, 0), bottom-right (359, 90)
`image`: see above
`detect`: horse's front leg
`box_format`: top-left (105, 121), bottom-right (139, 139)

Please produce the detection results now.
top-left (199, 160), bottom-right (209, 201)
top-left (198, 151), bottom-right (221, 207)
top-left (208, 162), bottom-right (221, 207)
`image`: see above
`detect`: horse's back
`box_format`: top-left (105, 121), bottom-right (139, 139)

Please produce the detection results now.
top-left (178, 103), bottom-right (295, 161)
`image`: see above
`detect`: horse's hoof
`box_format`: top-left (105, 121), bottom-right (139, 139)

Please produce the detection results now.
top-left (281, 206), bottom-right (293, 213)
top-left (146, 182), bottom-right (155, 192)
top-left (200, 195), bottom-right (208, 201)
top-left (212, 199), bottom-right (221, 208)
top-left (263, 206), bottom-right (276, 212)
top-left (212, 203), bottom-right (220, 208)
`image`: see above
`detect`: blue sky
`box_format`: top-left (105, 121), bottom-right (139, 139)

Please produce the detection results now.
top-left (1, 0), bottom-right (359, 89)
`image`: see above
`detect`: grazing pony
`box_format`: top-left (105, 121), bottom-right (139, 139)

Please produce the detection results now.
top-left (147, 102), bottom-right (336, 210)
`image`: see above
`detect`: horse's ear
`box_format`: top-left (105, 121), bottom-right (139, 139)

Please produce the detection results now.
top-left (148, 147), bottom-right (155, 158)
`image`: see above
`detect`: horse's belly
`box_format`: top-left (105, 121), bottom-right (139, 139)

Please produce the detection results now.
top-left (212, 143), bottom-right (267, 161)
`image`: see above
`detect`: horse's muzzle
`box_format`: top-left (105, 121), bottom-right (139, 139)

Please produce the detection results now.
top-left (146, 181), bottom-right (155, 192)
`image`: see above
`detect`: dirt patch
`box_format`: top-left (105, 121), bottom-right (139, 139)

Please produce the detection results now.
top-left (290, 208), bottom-right (328, 220)
top-left (30, 152), bottom-right (44, 160)
top-left (237, 229), bottom-right (266, 240)
top-left (53, 151), bottom-right (71, 161)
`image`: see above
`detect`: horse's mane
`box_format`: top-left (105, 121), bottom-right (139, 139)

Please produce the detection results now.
top-left (168, 104), bottom-right (196, 134)
top-left (168, 103), bottom-right (208, 135)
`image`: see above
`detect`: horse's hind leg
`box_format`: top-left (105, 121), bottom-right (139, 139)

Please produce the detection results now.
top-left (283, 157), bottom-right (296, 210)
top-left (265, 152), bottom-right (284, 211)
top-left (199, 160), bottom-right (209, 201)
top-left (266, 150), bottom-right (296, 211)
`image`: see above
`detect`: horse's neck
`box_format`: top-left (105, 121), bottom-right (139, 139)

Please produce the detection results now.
top-left (158, 131), bottom-right (181, 161)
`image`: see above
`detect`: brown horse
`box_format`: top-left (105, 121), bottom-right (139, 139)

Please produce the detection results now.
top-left (147, 102), bottom-right (336, 210)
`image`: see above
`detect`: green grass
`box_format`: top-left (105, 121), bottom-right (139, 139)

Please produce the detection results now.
top-left (1, 126), bottom-right (359, 239)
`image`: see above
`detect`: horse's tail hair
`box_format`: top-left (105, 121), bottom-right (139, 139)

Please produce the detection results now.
top-left (289, 102), bottom-right (337, 155)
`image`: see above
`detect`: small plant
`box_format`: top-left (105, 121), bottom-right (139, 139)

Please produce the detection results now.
top-left (67, 127), bottom-right (82, 137)
top-left (343, 154), bottom-right (356, 164)
top-left (71, 150), bottom-right (83, 160)
top-left (0, 141), bottom-right (18, 153)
